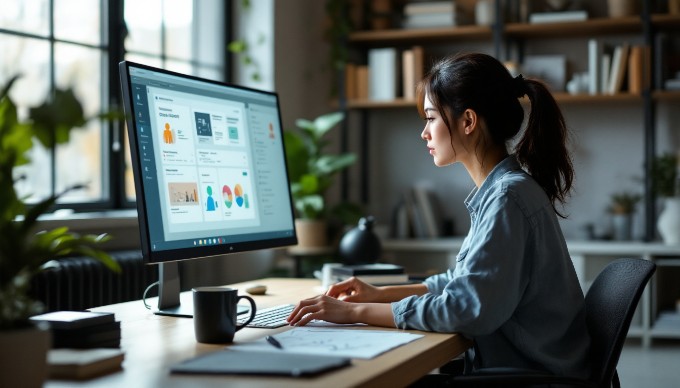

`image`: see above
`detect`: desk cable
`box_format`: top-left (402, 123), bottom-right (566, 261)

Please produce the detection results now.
top-left (142, 281), bottom-right (159, 310)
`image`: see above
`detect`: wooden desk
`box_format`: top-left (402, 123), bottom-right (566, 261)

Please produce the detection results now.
top-left (45, 278), bottom-right (471, 388)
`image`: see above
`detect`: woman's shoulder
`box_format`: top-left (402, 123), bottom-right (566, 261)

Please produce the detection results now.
top-left (495, 170), bottom-right (551, 211)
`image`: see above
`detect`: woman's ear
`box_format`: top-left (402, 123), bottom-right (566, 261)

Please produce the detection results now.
top-left (462, 109), bottom-right (477, 135)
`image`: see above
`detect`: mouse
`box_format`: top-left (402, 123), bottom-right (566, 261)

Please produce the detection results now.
top-left (245, 283), bottom-right (267, 295)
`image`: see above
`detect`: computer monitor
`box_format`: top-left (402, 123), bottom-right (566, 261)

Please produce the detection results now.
top-left (119, 61), bottom-right (297, 317)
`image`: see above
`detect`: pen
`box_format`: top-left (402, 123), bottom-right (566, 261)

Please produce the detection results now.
top-left (265, 335), bottom-right (283, 349)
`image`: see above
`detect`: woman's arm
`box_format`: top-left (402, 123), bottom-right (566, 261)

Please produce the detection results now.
top-left (287, 296), bottom-right (398, 327)
top-left (287, 280), bottom-right (430, 327)
top-left (326, 276), bottom-right (429, 303)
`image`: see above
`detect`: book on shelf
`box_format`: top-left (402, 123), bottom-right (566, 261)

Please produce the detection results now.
top-left (332, 263), bottom-right (405, 277)
top-left (608, 43), bottom-right (630, 94)
top-left (30, 311), bottom-right (115, 330)
top-left (368, 47), bottom-right (398, 101)
top-left (356, 65), bottom-right (369, 99)
top-left (627, 44), bottom-right (651, 95)
top-left (588, 39), bottom-right (602, 95)
top-left (403, 12), bottom-right (457, 29)
top-left (528, 10), bottom-right (588, 24)
top-left (401, 46), bottom-right (424, 100)
top-left (402, 49), bottom-right (415, 100)
top-left (344, 62), bottom-right (357, 100)
top-left (412, 185), bottom-right (442, 238)
top-left (601, 52), bottom-right (612, 93)
top-left (48, 348), bottom-right (124, 380)
top-left (403, 1), bottom-right (454, 16)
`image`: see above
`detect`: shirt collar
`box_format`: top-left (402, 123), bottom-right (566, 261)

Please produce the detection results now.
top-left (464, 154), bottom-right (521, 215)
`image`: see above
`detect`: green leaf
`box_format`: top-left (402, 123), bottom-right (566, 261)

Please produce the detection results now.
top-left (29, 88), bottom-right (86, 148)
top-left (228, 40), bottom-right (247, 53)
top-left (315, 154), bottom-right (356, 175)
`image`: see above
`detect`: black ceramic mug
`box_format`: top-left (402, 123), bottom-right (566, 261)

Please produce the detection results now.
top-left (192, 286), bottom-right (256, 344)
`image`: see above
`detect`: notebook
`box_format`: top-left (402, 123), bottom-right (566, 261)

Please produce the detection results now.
top-left (170, 349), bottom-right (351, 377)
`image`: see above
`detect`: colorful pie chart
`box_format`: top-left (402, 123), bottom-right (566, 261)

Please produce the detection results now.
top-left (235, 184), bottom-right (244, 207)
top-left (222, 185), bottom-right (233, 208)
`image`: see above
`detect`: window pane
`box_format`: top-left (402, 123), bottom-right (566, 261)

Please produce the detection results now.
top-left (0, 0), bottom-right (49, 37)
top-left (0, 36), bottom-right (52, 203)
top-left (54, 43), bottom-right (104, 202)
top-left (164, 59), bottom-right (192, 75)
top-left (0, 36), bottom-right (51, 107)
top-left (54, 0), bottom-right (101, 45)
top-left (124, 53), bottom-right (162, 68)
top-left (195, 65), bottom-right (223, 82)
top-left (164, 0), bottom-right (193, 60)
top-left (125, 0), bottom-right (162, 55)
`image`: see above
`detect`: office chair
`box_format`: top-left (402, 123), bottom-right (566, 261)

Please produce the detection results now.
top-left (444, 257), bottom-right (656, 388)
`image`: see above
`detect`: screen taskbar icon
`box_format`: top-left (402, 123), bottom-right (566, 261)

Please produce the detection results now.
top-left (194, 237), bottom-right (224, 246)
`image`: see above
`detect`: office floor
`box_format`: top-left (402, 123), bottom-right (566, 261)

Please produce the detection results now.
top-left (618, 340), bottom-right (680, 387)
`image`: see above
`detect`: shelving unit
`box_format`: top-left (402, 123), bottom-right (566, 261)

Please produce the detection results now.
top-left (340, 1), bottom-right (680, 238)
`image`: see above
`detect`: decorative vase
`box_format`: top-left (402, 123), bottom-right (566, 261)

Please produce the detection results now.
top-left (607, 0), bottom-right (636, 18)
top-left (0, 322), bottom-right (51, 388)
top-left (657, 197), bottom-right (680, 245)
top-left (612, 213), bottom-right (633, 241)
top-left (294, 218), bottom-right (328, 248)
top-left (338, 216), bottom-right (382, 265)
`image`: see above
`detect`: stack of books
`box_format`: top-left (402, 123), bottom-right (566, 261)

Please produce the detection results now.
top-left (331, 263), bottom-right (409, 285)
top-left (30, 311), bottom-right (121, 349)
top-left (402, 1), bottom-right (470, 29)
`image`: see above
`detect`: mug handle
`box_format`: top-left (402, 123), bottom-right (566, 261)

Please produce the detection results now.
top-left (235, 295), bottom-right (256, 331)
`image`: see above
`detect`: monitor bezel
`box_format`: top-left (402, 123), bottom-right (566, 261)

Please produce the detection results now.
top-left (119, 60), bottom-right (298, 265)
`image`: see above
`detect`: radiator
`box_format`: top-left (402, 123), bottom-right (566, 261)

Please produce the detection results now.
top-left (29, 250), bottom-right (159, 312)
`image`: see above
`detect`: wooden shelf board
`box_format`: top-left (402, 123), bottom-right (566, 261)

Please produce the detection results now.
top-left (347, 15), bottom-right (680, 45)
top-left (344, 94), bottom-right (642, 110)
top-left (652, 14), bottom-right (680, 30)
top-left (348, 25), bottom-right (492, 45)
top-left (346, 98), bottom-right (418, 109)
top-left (506, 16), bottom-right (642, 38)
top-left (653, 90), bottom-right (680, 101)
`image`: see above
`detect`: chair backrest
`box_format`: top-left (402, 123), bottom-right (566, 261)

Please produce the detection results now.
top-left (585, 258), bottom-right (656, 387)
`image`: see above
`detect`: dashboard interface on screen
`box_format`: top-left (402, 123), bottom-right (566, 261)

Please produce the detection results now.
top-left (120, 62), bottom-right (296, 262)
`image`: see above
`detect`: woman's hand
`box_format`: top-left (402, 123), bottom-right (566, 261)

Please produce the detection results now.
top-left (286, 294), bottom-right (358, 326)
top-left (325, 276), bottom-right (382, 303)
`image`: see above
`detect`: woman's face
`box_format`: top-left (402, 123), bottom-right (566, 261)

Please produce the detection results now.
top-left (421, 92), bottom-right (462, 167)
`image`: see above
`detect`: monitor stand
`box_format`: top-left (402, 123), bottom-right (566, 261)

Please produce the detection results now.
top-left (154, 262), bottom-right (250, 317)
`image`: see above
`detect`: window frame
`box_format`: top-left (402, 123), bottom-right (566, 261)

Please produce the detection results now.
top-left (0, 0), bottom-right (232, 212)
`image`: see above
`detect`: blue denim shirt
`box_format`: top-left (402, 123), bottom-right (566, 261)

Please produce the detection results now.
top-left (392, 155), bottom-right (590, 378)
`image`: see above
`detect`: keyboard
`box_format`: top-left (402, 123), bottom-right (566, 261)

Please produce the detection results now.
top-left (238, 304), bottom-right (295, 328)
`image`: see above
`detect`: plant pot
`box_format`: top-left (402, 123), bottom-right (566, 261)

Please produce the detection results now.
top-left (607, 0), bottom-right (637, 18)
top-left (294, 219), bottom-right (328, 248)
top-left (0, 323), bottom-right (51, 388)
top-left (658, 197), bottom-right (680, 245)
top-left (612, 213), bottom-right (633, 241)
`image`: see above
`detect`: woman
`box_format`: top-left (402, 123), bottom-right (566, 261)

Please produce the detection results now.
top-left (287, 52), bottom-right (590, 378)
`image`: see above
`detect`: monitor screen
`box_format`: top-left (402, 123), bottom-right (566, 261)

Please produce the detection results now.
top-left (119, 61), bottom-right (297, 315)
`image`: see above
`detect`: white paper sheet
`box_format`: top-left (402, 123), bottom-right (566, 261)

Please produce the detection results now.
top-left (231, 327), bottom-right (423, 359)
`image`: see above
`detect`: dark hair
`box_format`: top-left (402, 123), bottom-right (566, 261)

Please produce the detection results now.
top-left (416, 52), bottom-right (573, 217)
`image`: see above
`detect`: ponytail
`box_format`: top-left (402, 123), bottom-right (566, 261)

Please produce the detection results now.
top-left (514, 78), bottom-right (574, 217)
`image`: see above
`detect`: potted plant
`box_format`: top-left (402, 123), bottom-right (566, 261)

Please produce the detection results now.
top-left (283, 111), bottom-right (359, 247)
top-left (608, 191), bottom-right (641, 241)
top-left (0, 77), bottom-right (120, 387)
top-left (652, 152), bottom-right (680, 244)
